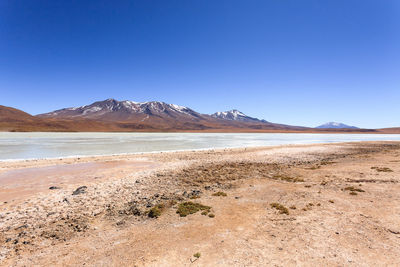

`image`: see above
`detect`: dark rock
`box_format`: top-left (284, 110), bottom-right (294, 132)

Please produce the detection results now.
top-left (49, 186), bottom-right (61, 190)
top-left (72, 186), bottom-right (87, 195)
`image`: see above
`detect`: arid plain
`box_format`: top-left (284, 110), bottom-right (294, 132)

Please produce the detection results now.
top-left (1, 141), bottom-right (400, 266)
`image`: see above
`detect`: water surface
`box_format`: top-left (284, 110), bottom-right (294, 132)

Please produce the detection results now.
top-left (1, 132), bottom-right (400, 161)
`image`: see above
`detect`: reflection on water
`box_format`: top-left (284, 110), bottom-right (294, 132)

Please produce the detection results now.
top-left (0, 132), bottom-right (400, 161)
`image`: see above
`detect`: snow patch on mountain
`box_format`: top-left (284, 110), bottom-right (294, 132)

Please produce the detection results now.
top-left (211, 109), bottom-right (266, 123)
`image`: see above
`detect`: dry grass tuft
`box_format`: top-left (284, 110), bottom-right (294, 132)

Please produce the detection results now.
top-left (344, 186), bottom-right (365, 192)
top-left (212, 191), bottom-right (227, 197)
top-left (270, 203), bottom-right (289, 215)
top-left (176, 202), bottom-right (211, 217)
top-left (272, 175), bottom-right (304, 183)
top-left (148, 204), bottom-right (165, 218)
top-left (371, 167), bottom-right (393, 172)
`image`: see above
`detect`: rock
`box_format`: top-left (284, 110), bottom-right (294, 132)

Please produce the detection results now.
top-left (72, 186), bottom-right (87, 195)
top-left (49, 186), bottom-right (61, 190)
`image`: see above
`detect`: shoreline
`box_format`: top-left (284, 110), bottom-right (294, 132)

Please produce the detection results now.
top-left (0, 140), bottom-right (394, 168)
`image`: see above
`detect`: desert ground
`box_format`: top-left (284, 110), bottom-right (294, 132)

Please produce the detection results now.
top-left (0, 141), bottom-right (400, 266)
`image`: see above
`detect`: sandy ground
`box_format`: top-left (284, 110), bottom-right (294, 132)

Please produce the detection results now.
top-left (0, 141), bottom-right (400, 266)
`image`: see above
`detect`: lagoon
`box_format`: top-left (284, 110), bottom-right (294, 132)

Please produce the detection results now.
top-left (1, 132), bottom-right (400, 161)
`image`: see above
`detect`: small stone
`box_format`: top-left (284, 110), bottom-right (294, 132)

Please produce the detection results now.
top-left (72, 186), bottom-right (87, 195)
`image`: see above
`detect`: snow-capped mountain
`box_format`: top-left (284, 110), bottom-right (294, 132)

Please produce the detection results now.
top-left (39, 99), bottom-right (203, 122)
top-left (211, 109), bottom-right (266, 123)
top-left (316, 122), bottom-right (358, 129)
top-left (38, 99), bottom-right (306, 131)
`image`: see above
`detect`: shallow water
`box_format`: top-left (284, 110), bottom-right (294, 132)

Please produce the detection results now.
top-left (0, 132), bottom-right (400, 161)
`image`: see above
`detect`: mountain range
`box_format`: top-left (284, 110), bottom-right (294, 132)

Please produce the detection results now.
top-left (36, 98), bottom-right (302, 131)
top-left (0, 99), bottom-right (396, 133)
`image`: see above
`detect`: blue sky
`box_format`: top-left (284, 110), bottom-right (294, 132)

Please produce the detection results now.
top-left (1, 0), bottom-right (399, 128)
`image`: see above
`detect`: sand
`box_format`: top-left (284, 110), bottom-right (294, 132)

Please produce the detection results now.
top-left (0, 141), bottom-right (399, 266)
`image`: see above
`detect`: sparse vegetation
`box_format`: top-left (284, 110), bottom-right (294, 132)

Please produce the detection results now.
top-left (201, 211), bottom-right (208, 215)
top-left (349, 191), bottom-right (358, 195)
top-left (289, 205), bottom-right (296, 210)
top-left (176, 202), bottom-right (211, 217)
top-left (329, 200), bottom-right (334, 203)
top-left (194, 252), bottom-right (201, 258)
top-left (208, 213), bottom-right (215, 218)
top-left (270, 203), bottom-right (289, 215)
top-left (212, 191), bottom-right (227, 197)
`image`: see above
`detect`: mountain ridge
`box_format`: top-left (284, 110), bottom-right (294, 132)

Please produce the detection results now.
top-left (0, 100), bottom-right (390, 132)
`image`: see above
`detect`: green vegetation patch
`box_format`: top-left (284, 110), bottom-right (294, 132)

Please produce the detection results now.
top-left (212, 191), bottom-right (227, 197)
top-left (194, 252), bottom-right (201, 258)
top-left (176, 201), bottom-right (211, 217)
top-left (270, 202), bottom-right (289, 215)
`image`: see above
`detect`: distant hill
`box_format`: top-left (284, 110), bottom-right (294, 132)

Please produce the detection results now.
top-left (316, 122), bottom-right (358, 129)
top-left (0, 105), bottom-right (124, 132)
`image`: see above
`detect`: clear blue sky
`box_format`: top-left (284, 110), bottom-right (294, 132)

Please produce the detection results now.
top-left (1, 0), bottom-right (399, 128)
